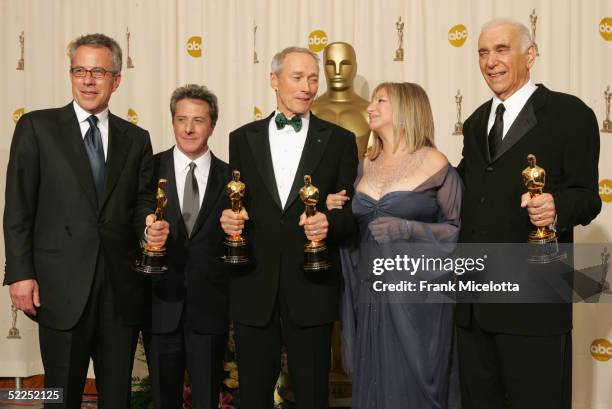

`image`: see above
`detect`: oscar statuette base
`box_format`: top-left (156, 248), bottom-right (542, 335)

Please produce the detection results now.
top-left (7, 328), bottom-right (21, 339)
top-left (453, 122), bottom-right (463, 135)
top-left (329, 371), bottom-right (352, 406)
top-left (134, 248), bottom-right (168, 275)
top-left (393, 48), bottom-right (404, 62)
top-left (304, 241), bottom-right (331, 272)
top-left (222, 237), bottom-right (249, 265)
top-left (527, 229), bottom-right (566, 264)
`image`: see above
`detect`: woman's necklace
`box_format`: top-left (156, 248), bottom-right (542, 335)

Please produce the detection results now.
top-left (364, 149), bottom-right (424, 197)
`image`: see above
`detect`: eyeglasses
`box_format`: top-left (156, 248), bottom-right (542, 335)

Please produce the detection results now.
top-left (70, 66), bottom-right (116, 79)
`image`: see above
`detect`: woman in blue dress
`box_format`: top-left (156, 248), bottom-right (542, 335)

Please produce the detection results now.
top-left (327, 82), bottom-right (462, 409)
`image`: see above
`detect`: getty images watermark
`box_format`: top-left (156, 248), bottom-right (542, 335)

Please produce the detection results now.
top-left (349, 243), bottom-right (612, 303)
top-left (371, 254), bottom-right (520, 293)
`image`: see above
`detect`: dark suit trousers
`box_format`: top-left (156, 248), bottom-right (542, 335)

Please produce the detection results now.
top-left (234, 288), bottom-right (333, 409)
top-left (457, 312), bottom-right (571, 409)
top-left (38, 253), bottom-right (139, 409)
top-left (145, 321), bottom-right (227, 409)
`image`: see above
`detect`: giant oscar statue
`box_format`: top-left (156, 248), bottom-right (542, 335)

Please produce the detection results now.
top-left (311, 42), bottom-right (370, 158)
top-left (311, 41), bottom-right (366, 403)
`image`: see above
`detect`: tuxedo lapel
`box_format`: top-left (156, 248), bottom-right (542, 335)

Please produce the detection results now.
top-left (246, 113), bottom-right (282, 210)
top-left (56, 103), bottom-right (98, 211)
top-left (158, 150), bottom-right (186, 241)
top-left (100, 113), bottom-right (133, 210)
top-left (491, 103), bottom-right (537, 162)
top-left (283, 114), bottom-right (331, 212)
top-left (491, 85), bottom-right (546, 162)
top-left (190, 153), bottom-right (225, 237)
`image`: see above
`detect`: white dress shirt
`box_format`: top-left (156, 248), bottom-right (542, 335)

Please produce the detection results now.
top-left (269, 111), bottom-right (309, 207)
top-left (487, 81), bottom-right (538, 140)
top-left (173, 147), bottom-right (211, 211)
top-left (73, 101), bottom-right (109, 160)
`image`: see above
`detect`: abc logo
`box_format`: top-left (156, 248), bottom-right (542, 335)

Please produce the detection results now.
top-left (186, 36), bottom-right (202, 58)
top-left (448, 24), bottom-right (468, 47)
top-left (13, 107), bottom-right (25, 124)
top-left (127, 108), bottom-right (139, 125)
top-left (253, 106), bottom-right (263, 121)
top-left (599, 18), bottom-right (612, 41)
top-left (599, 179), bottom-right (612, 203)
top-left (308, 30), bottom-right (328, 53)
top-left (591, 339), bottom-right (612, 361)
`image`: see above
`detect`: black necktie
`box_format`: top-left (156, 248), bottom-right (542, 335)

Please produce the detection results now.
top-left (84, 115), bottom-right (105, 204)
top-left (275, 112), bottom-right (303, 132)
top-left (488, 103), bottom-right (505, 159)
top-left (183, 162), bottom-right (200, 236)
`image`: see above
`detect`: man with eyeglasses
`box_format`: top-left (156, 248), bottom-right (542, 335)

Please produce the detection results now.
top-left (4, 33), bottom-right (169, 409)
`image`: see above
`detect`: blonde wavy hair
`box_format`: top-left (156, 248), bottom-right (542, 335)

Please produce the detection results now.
top-left (367, 82), bottom-right (435, 160)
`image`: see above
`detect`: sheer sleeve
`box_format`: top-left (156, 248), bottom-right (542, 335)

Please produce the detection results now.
top-left (408, 165), bottom-right (463, 249)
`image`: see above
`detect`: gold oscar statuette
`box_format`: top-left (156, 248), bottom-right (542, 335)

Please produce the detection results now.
top-left (126, 27), bottom-right (135, 69)
top-left (394, 16), bottom-right (404, 61)
top-left (602, 86), bottom-right (612, 133)
top-left (7, 305), bottom-right (21, 339)
top-left (522, 154), bottom-right (564, 263)
top-left (311, 42), bottom-right (370, 158)
top-left (17, 31), bottom-right (24, 71)
top-left (253, 21), bottom-right (259, 64)
top-left (529, 9), bottom-right (540, 56)
top-left (222, 170), bottom-right (249, 265)
top-left (300, 175), bottom-right (331, 272)
top-left (453, 89), bottom-right (463, 135)
top-left (135, 179), bottom-right (168, 274)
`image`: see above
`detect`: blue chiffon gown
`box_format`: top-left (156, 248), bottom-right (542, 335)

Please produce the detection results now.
top-left (341, 163), bottom-right (463, 409)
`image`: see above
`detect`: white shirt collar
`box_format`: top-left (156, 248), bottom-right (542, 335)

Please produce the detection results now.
top-left (73, 100), bottom-right (109, 125)
top-left (173, 146), bottom-right (211, 172)
top-left (488, 81), bottom-right (538, 139)
top-left (491, 81), bottom-right (538, 116)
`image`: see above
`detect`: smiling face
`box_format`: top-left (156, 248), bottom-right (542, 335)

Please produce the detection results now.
top-left (478, 24), bottom-right (535, 101)
top-left (270, 52), bottom-right (319, 117)
top-left (70, 45), bottom-right (121, 114)
top-left (367, 87), bottom-right (394, 136)
top-left (172, 98), bottom-right (213, 160)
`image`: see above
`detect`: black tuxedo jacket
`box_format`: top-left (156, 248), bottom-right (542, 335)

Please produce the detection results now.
top-left (149, 148), bottom-right (230, 334)
top-left (456, 84), bottom-right (601, 335)
top-left (228, 112), bottom-right (358, 327)
top-left (3, 103), bottom-right (155, 330)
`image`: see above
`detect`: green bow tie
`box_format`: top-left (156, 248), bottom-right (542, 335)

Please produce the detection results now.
top-left (275, 112), bottom-right (303, 132)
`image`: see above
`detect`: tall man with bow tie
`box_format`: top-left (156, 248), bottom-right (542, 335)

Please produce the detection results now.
top-left (220, 46), bottom-right (358, 409)
top-left (4, 33), bottom-right (168, 409)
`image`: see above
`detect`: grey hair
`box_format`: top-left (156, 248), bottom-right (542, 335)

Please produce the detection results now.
top-left (170, 84), bottom-right (219, 127)
top-left (70, 33), bottom-right (122, 73)
top-left (481, 18), bottom-right (533, 52)
top-left (270, 46), bottom-right (320, 75)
